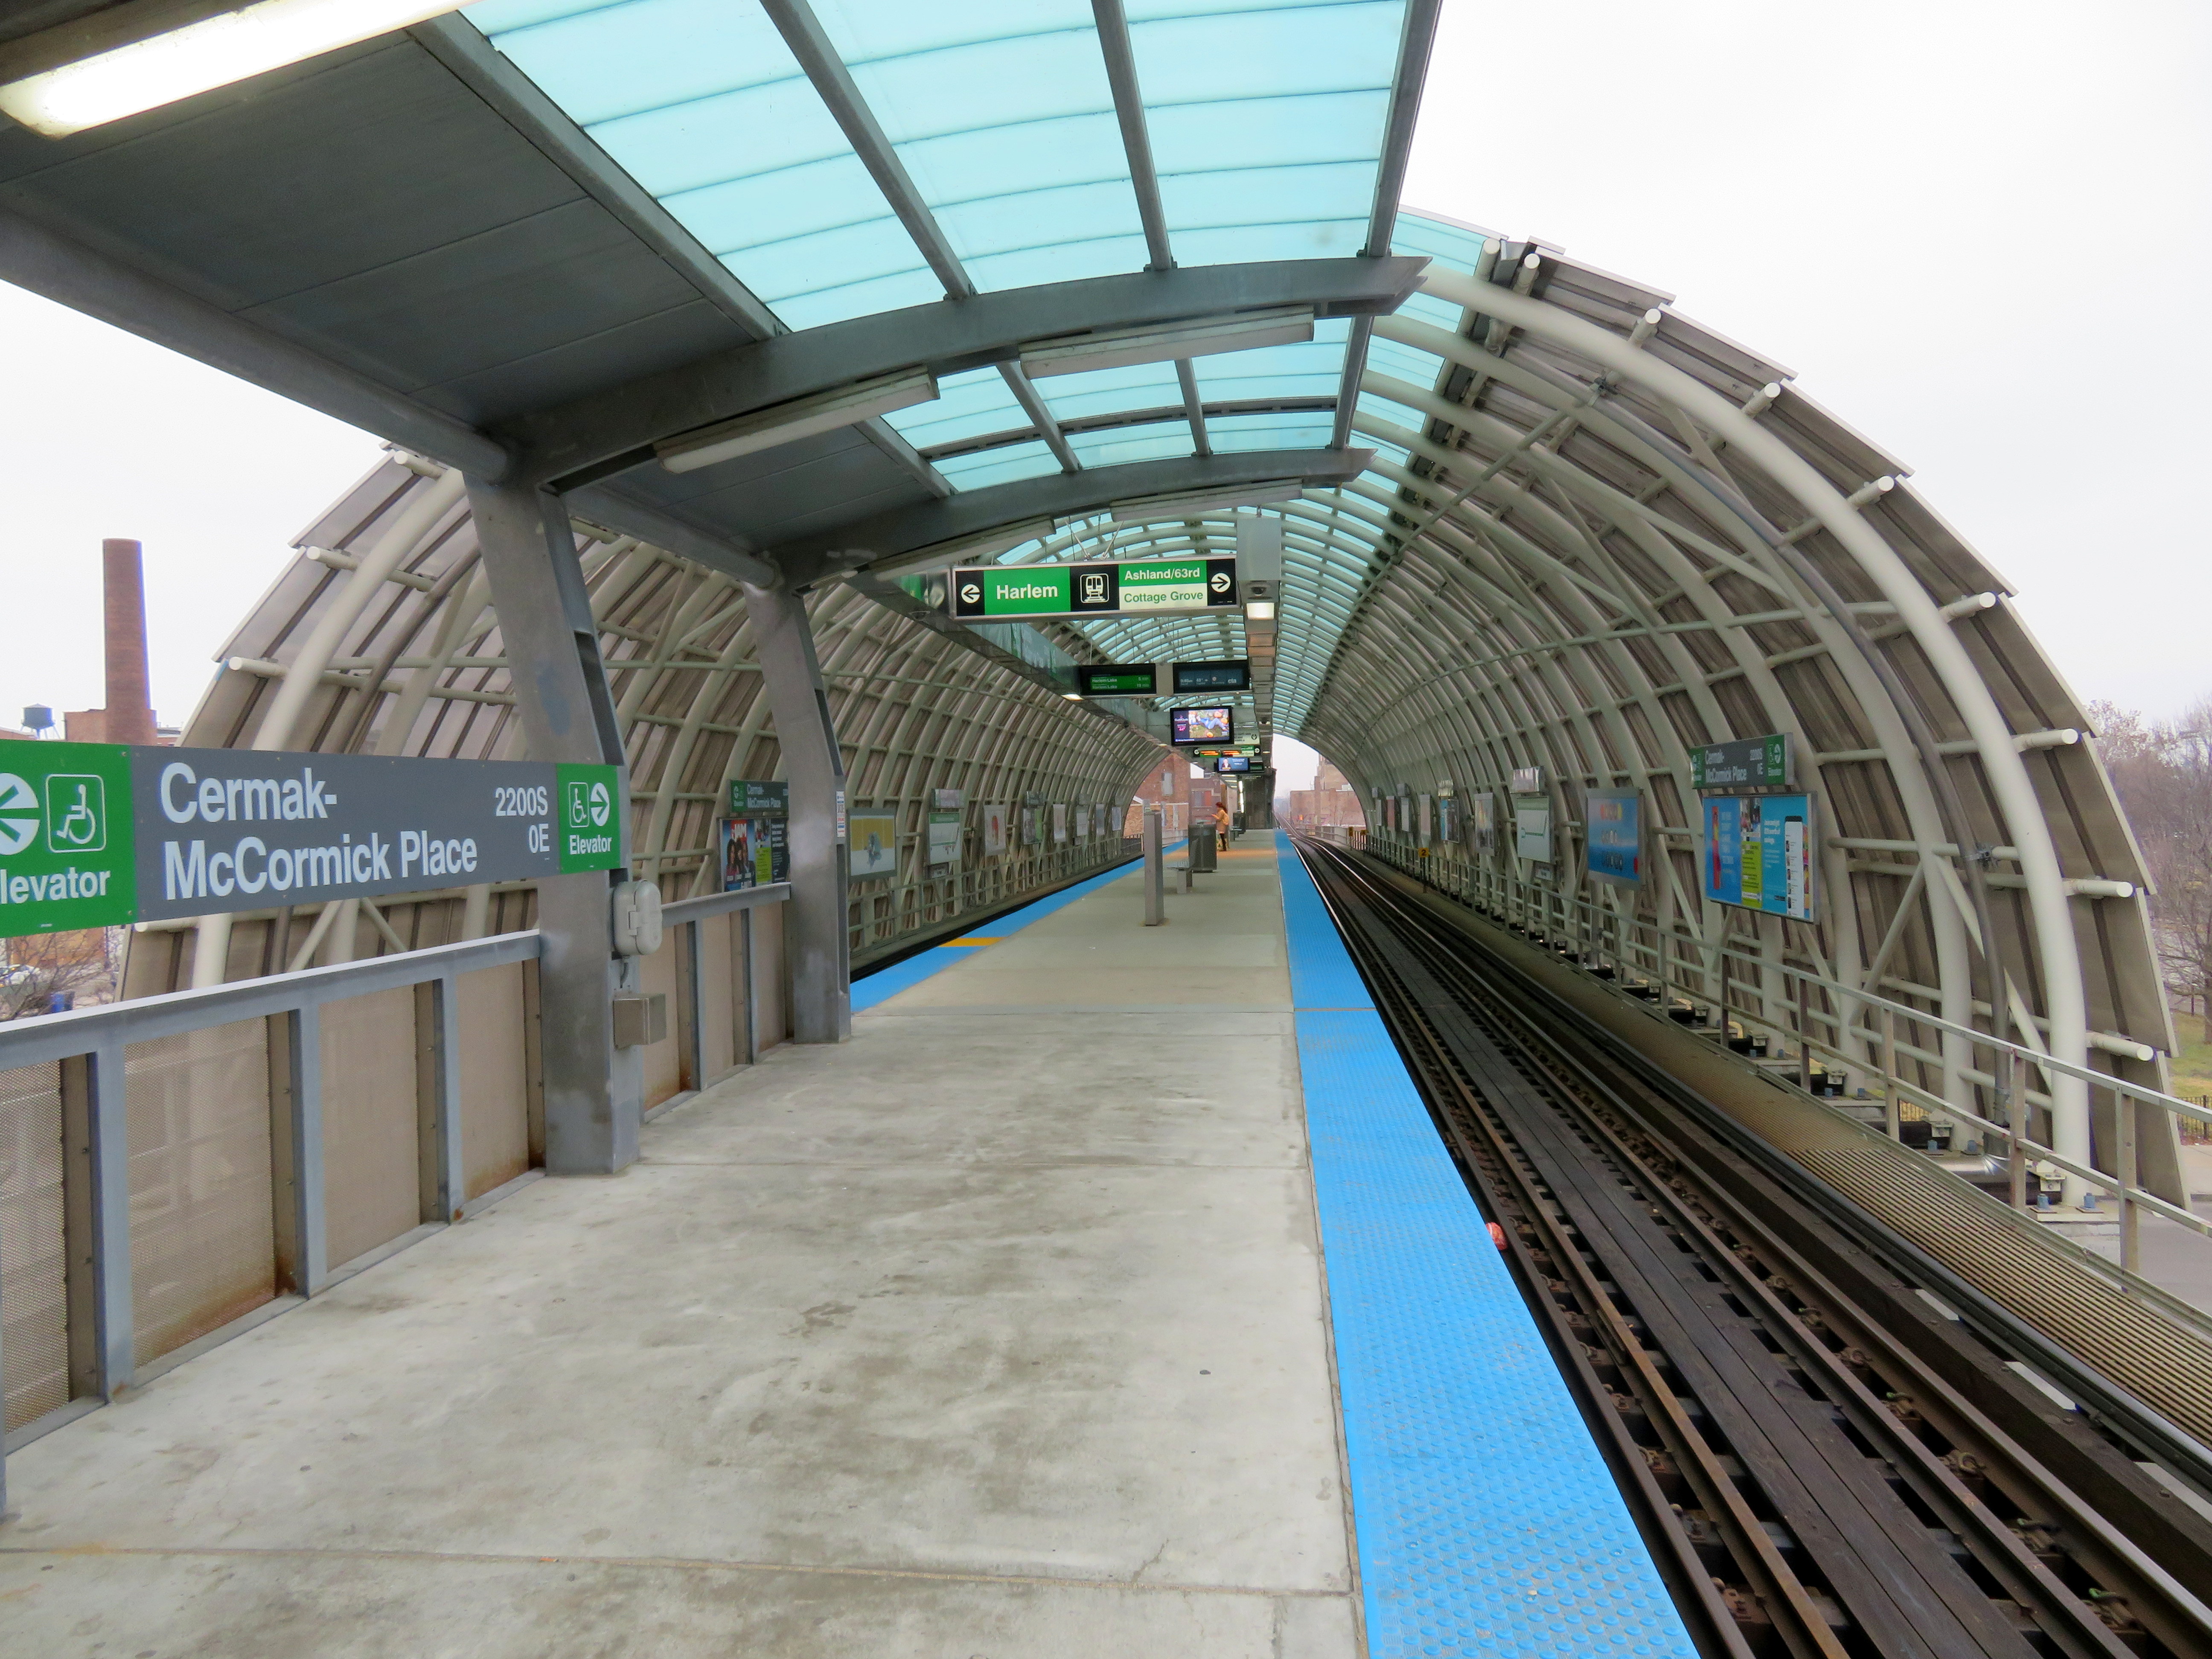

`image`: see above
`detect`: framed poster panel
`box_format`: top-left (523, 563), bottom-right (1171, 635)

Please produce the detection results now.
top-left (1703, 793), bottom-right (1816, 920)
top-left (1584, 789), bottom-right (1643, 886)
top-left (1512, 794), bottom-right (1552, 863)
top-left (982, 803), bottom-right (1008, 856)
top-left (847, 811), bottom-right (898, 879)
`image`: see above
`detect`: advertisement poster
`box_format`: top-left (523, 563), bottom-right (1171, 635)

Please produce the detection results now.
top-left (719, 815), bottom-right (787, 890)
top-left (1074, 805), bottom-right (1090, 839)
top-left (1703, 793), bottom-right (1816, 920)
top-left (847, 811), bottom-right (897, 879)
top-left (1513, 794), bottom-right (1552, 863)
top-left (1468, 791), bottom-right (1495, 856)
top-left (983, 803), bottom-right (1008, 856)
top-left (1417, 793), bottom-right (1432, 845)
top-left (1585, 789), bottom-right (1643, 886)
top-left (1052, 803), bottom-right (1068, 842)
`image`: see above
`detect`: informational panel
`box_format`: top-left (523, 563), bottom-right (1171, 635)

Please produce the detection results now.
top-left (1074, 805), bottom-right (1089, 838)
top-left (1076, 663), bottom-right (1157, 697)
top-left (0, 741), bottom-right (622, 938)
top-left (1417, 793), bottom-right (1433, 845)
top-left (1691, 733), bottom-right (1793, 794)
top-left (1512, 793), bottom-right (1552, 863)
top-left (1214, 756), bottom-right (1252, 773)
top-left (951, 557), bottom-right (1236, 620)
top-left (1052, 803), bottom-right (1068, 842)
top-left (1171, 659), bottom-right (1249, 693)
top-left (927, 809), bottom-right (963, 869)
top-left (1585, 789), bottom-right (1643, 886)
top-left (721, 778), bottom-right (789, 891)
top-left (983, 803), bottom-right (1008, 856)
top-left (847, 811), bottom-right (898, 879)
top-left (1703, 793), bottom-right (1816, 920)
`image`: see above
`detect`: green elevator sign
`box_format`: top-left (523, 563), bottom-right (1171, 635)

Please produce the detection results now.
top-left (950, 556), bottom-right (1237, 620)
top-left (0, 743), bottom-right (137, 932)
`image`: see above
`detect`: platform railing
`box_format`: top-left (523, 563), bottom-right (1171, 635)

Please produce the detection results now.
top-left (845, 835), bottom-right (1139, 963)
top-left (1352, 833), bottom-right (2212, 1296)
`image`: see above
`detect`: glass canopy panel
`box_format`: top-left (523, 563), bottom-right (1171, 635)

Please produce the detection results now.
top-left (887, 366), bottom-right (1031, 454)
top-left (933, 440), bottom-right (1062, 491)
top-left (1034, 361), bottom-right (1187, 425)
top-left (1067, 420), bottom-right (1196, 470)
top-left (1188, 321), bottom-right (1349, 403)
top-left (1206, 410), bottom-right (1335, 453)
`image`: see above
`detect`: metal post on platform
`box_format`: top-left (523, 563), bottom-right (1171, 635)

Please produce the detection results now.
top-left (2003, 1049), bottom-right (2028, 1210)
top-left (1143, 807), bottom-right (1165, 926)
top-left (1796, 973), bottom-right (1813, 1091)
top-left (1880, 1005), bottom-right (1901, 1139)
top-left (2118, 1090), bottom-right (2139, 1279)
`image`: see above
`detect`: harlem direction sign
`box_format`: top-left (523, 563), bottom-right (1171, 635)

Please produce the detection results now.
top-left (0, 742), bottom-right (623, 938)
top-left (951, 556), bottom-right (1237, 620)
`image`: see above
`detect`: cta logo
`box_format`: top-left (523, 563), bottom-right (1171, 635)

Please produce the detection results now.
top-left (0, 771), bottom-right (106, 855)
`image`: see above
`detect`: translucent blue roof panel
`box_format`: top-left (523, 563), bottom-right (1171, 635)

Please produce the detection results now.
top-left (1067, 419), bottom-right (1196, 470)
top-left (882, 366), bottom-right (1028, 453)
top-left (1207, 410), bottom-right (1336, 453)
top-left (933, 439), bottom-right (1063, 491)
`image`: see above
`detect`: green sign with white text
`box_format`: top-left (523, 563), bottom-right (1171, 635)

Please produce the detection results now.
top-left (950, 556), bottom-right (1237, 620)
top-left (0, 742), bottom-right (624, 940)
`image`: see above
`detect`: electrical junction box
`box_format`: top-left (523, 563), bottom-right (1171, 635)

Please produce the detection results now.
top-left (611, 992), bottom-right (667, 1049)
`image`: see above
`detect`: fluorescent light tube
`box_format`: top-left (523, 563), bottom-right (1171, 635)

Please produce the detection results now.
top-left (1109, 482), bottom-right (1301, 522)
top-left (1021, 307), bottom-right (1314, 379)
top-left (0, 0), bottom-right (463, 138)
top-left (657, 370), bottom-right (939, 475)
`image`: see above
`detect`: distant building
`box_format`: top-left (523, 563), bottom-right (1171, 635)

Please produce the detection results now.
top-left (1285, 757), bottom-right (1365, 830)
top-left (1123, 756), bottom-right (1215, 838)
top-left (63, 539), bottom-right (163, 745)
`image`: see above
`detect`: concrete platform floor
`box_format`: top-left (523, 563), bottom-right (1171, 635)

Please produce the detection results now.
top-left (0, 843), bottom-right (1357, 1656)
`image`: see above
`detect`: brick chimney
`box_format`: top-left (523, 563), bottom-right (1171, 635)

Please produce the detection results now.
top-left (63, 538), bottom-right (158, 745)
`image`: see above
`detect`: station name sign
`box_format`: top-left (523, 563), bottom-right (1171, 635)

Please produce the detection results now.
top-left (0, 741), bottom-right (623, 938)
top-left (1691, 733), bottom-right (1794, 794)
top-left (952, 557), bottom-right (1237, 620)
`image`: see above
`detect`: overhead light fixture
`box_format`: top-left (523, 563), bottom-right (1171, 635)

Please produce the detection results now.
top-left (1020, 307), bottom-right (1314, 379)
top-left (1244, 601), bottom-right (1277, 620)
top-left (1109, 481), bottom-right (1302, 523)
top-left (0, 0), bottom-right (464, 138)
top-left (657, 370), bottom-right (939, 475)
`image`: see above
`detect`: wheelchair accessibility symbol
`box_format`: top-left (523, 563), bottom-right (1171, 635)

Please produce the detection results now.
top-left (45, 774), bottom-right (106, 853)
top-left (566, 779), bottom-right (612, 830)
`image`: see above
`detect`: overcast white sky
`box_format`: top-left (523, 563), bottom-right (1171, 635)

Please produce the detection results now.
top-left (2, 0), bottom-right (2204, 747)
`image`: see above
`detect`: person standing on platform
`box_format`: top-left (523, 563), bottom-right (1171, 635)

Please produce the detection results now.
top-left (1215, 800), bottom-right (1231, 846)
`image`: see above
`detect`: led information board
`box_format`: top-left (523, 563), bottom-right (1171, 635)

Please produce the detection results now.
top-left (1691, 733), bottom-right (1793, 794)
top-left (0, 741), bottom-right (621, 939)
top-left (1170, 707), bottom-right (1235, 746)
top-left (1075, 663), bottom-right (1158, 696)
top-left (951, 557), bottom-right (1236, 620)
top-left (1214, 756), bottom-right (1252, 773)
top-left (1171, 659), bottom-right (1250, 693)
top-left (1585, 789), bottom-right (1643, 885)
top-left (1703, 793), bottom-right (1816, 920)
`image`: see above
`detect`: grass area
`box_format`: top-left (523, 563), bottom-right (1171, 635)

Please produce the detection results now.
top-left (2169, 1010), bottom-right (2212, 1118)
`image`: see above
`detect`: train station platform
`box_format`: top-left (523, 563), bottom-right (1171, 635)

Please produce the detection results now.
top-left (0, 835), bottom-right (1687, 1657)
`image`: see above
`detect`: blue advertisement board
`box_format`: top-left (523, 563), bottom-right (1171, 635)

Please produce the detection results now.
top-left (1703, 793), bottom-right (1816, 920)
top-left (1585, 789), bottom-right (1643, 885)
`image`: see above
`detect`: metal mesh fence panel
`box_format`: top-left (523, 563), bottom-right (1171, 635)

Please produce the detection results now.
top-left (126, 1019), bottom-right (274, 1366)
top-left (697, 911), bottom-right (738, 1081)
top-left (457, 963), bottom-right (530, 1202)
top-left (1, 1060), bottom-right (69, 1431)
top-left (319, 987), bottom-right (420, 1271)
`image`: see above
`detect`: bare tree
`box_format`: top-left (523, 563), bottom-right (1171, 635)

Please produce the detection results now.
top-left (0, 928), bottom-right (118, 1021)
top-left (2092, 699), bottom-right (2212, 1019)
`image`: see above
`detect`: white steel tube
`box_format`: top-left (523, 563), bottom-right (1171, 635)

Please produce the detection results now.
top-left (1420, 268), bottom-right (2093, 1193)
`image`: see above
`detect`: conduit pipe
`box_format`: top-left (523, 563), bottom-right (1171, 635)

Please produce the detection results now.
top-left (1419, 267), bottom-right (2093, 1191)
top-left (188, 466), bottom-right (469, 987)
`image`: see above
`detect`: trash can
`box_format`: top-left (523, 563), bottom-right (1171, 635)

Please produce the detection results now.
top-left (1190, 823), bottom-right (1218, 872)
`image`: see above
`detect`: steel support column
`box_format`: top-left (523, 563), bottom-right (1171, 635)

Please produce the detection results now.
top-left (741, 583), bottom-right (851, 1042)
top-left (465, 477), bottom-right (640, 1173)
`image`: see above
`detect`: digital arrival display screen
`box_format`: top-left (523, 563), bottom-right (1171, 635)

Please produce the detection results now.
top-left (1170, 707), bottom-right (1236, 746)
top-left (1076, 663), bottom-right (1158, 697)
top-left (1214, 756), bottom-right (1253, 773)
top-left (1171, 659), bottom-right (1250, 693)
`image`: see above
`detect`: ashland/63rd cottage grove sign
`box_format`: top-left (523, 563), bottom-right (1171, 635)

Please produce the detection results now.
top-left (951, 556), bottom-right (1237, 620)
top-left (0, 742), bottom-right (623, 939)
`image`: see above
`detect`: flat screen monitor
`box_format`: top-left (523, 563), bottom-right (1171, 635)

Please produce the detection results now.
top-left (1171, 706), bottom-right (1235, 745)
top-left (1076, 662), bottom-right (1157, 696)
top-left (1214, 756), bottom-right (1252, 773)
top-left (1172, 659), bottom-right (1249, 693)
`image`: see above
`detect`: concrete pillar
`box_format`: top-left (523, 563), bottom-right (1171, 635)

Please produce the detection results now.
top-left (740, 582), bottom-right (850, 1043)
top-left (465, 477), bottom-right (640, 1173)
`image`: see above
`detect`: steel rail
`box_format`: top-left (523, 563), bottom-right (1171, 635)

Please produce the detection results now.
top-left (1295, 837), bottom-right (2212, 1659)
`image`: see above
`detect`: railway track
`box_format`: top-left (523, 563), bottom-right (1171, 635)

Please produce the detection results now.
top-left (1295, 838), bottom-right (2212, 1659)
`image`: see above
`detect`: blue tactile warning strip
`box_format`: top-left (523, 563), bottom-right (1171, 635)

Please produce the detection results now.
top-left (851, 847), bottom-right (1175, 1012)
top-left (1277, 833), bottom-right (1698, 1659)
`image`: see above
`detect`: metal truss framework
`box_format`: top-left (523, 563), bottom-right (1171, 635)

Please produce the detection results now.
top-left (128, 456), bottom-right (1167, 1003)
top-left (1008, 249), bottom-right (2178, 1210)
